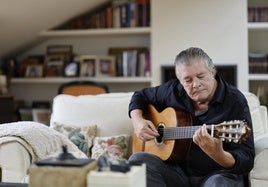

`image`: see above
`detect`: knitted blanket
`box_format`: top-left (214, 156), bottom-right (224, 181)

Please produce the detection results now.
top-left (0, 121), bottom-right (87, 162)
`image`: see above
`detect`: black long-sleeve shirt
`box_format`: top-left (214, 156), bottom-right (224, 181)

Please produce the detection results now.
top-left (129, 75), bottom-right (255, 176)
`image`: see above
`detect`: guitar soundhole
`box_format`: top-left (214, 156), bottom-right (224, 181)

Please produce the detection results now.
top-left (155, 123), bottom-right (165, 145)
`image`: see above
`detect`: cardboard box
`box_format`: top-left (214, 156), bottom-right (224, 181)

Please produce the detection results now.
top-left (29, 160), bottom-right (97, 187)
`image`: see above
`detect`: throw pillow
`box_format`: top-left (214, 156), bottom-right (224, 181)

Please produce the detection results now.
top-left (91, 134), bottom-right (130, 161)
top-left (52, 122), bottom-right (97, 157)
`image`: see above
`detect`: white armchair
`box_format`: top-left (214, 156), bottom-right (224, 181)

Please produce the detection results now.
top-left (243, 92), bottom-right (268, 186)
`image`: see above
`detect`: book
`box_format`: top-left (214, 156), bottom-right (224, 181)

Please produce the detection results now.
top-left (108, 47), bottom-right (149, 77)
top-left (249, 52), bottom-right (268, 74)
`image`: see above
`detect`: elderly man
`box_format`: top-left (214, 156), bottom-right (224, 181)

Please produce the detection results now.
top-left (128, 47), bottom-right (254, 187)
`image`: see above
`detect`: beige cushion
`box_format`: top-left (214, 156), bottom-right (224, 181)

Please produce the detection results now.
top-left (50, 92), bottom-right (134, 137)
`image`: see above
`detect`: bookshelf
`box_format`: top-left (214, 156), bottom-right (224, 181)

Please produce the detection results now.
top-left (9, 0), bottom-right (152, 105)
top-left (248, 0), bottom-right (268, 106)
top-left (14, 26), bottom-right (152, 85)
top-left (10, 26), bottom-right (151, 104)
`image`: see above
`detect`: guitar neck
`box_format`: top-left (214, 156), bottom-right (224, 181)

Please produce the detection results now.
top-left (161, 125), bottom-right (211, 140)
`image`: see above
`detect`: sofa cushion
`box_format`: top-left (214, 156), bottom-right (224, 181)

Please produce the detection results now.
top-left (50, 93), bottom-right (134, 137)
top-left (91, 134), bottom-right (130, 160)
top-left (52, 122), bottom-right (97, 157)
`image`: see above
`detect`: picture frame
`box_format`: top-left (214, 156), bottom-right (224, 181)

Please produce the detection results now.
top-left (19, 56), bottom-right (44, 77)
top-left (45, 55), bottom-right (64, 77)
top-left (25, 64), bottom-right (43, 78)
top-left (64, 61), bottom-right (80, 77)
top-left (96, 55), bottom-right (116, 77)
top-left (75, 55), bottom-right (97, 77)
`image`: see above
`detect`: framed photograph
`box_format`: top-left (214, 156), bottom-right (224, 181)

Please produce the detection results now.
top-left (25, 64), bottom-right (43, 78)
top-left (45, 55), bottom-right (64, 77)
top-left (46, 45), bottom-right (73, 56)
top-left (18, 56), bottom-right (44, 77)
top-left (75, 55), bottom-right (97, 77)
top-left (96, 55), bottom-right (116, 77)
top-left (64, 61), bottom-right (80, 77)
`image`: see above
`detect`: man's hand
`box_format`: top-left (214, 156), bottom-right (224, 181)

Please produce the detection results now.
top-left (130, 109), bottom-right (159, 141)
top-left (193, 124), bottom-right (235, 168)
top-left (193, 124), bottom-right (222, 154)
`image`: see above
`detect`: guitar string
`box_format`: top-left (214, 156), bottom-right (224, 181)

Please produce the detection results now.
top-left (158, 125), bottom-right (241, 140)
top-left (158, 126), bottom-right (200, 139)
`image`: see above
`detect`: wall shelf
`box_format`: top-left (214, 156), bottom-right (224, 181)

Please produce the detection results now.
top-left (249, 74), bottom-right (268, 81)
top-left (248, 22), bottom-right (268, 30)
top-left (39, 27), bottom-right (151, 37)
top-left (11, 77), bottom-right (152, 84)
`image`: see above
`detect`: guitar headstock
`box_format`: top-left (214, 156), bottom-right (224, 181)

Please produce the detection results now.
top-left (210, 120), bottom-right (252, 143)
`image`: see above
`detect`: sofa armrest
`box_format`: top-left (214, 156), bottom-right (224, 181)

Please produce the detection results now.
top-left (259, 105), bottom-right (268, 133)
top-left (249, 133), bottom-right (268, 186)
top-left (0, 141), bottom-right (31, 182)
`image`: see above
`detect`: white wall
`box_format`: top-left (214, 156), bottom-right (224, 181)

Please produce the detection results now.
top-left (151, 0), bottom-right (248, 91)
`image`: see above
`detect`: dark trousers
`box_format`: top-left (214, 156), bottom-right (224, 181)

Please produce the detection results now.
top-left (129, 152), bottom-right (245, 187)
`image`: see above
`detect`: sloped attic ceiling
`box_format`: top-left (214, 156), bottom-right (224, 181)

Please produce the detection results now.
top-left (0, 0), bottom-right (109, 60)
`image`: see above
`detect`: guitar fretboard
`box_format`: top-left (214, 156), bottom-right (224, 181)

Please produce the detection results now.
top-left (158, 125), bottom-right (201, 140)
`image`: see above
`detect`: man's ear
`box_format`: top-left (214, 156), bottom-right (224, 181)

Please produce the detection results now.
top-left (211, 66), bottom-right (216, 77)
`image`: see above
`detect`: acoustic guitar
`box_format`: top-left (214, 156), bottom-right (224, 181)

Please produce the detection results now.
top-left (132, 105), bottom-right (252, 161)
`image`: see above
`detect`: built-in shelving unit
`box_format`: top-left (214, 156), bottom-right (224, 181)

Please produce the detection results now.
top-left (248, 22), bottom-right (268, 82)
top-left (248, 0), bottom-right (268, 106)
top-left (9, 0), bottom-right (152, 105)
top-left (13, 26), bottom-right (151, 86)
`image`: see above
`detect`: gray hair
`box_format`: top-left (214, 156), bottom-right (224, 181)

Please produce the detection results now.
top-left (174, 47), bottom-right (214, 71)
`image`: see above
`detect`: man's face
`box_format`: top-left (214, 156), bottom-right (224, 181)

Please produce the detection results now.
top-left (175, 59), bottom-right (215, 103)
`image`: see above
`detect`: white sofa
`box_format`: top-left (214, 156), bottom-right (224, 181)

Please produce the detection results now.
top-left (0, 92), bottom-right (267, 186)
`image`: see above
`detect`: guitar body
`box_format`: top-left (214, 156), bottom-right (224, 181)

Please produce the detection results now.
top-left (132, 105), bottom-right (192, 161)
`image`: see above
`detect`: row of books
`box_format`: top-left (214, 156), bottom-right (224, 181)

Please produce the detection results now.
top-left (249, 52), bottom-right (268, 74)
top-left (108, 47), bottom-right (151, 77)
top-left (113, 0), bottom-right (150, 28)
top-left (54, 0), bottom-right (150, 30)
top-left (248, 7), bottom-right (268, 22)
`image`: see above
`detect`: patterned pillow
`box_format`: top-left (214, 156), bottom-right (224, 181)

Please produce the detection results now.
top-left (52, 122), bottom-right (97, 157)
top-left (91, 134), bottom-right (130, 161)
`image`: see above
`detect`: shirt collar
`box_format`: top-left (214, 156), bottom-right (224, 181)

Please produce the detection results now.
top-left (211, 74), bottom-right (226, 104)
